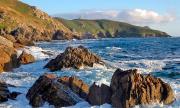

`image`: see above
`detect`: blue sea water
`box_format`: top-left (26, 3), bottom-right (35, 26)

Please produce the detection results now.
top-left (0, 37), bottom-right (179, 107)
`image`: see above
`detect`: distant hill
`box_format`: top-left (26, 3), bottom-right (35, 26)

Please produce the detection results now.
top-left (0, 0), bottom-right (170, 43)
top-left (56, 18), bottom-right (170, 38)
top-left (0, 0), bottom-right (73, 41)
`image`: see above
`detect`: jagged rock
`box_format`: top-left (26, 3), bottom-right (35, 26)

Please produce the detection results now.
top-left (0, 81), bottom-right (21, 102)
top-left (58, 76), bottom-right (89, 99)
top-left (87, 83), bottom-right (112, 105)
top-left (44, 46), bottom-right (103, 71)
top-left (97, 31), bottom-right (105, 38)
top-left (16, 38), bottom-right (34, 46)
top-left (2, 35), bottom-right (16, 43)
top-left (26, 74), bottom-right (85, 107)
top-left (0, 36), bottom-right (13, 47)
top-left (0, 45), bottom-right (20, 72)
top-left (18, 51), bottom-right (35, 64)
top-left (110, 69), bottom-right (175, 108)
top-left (53, 30), bottom-right (76, 40)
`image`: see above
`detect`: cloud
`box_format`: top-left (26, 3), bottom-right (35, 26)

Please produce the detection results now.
top-left (55, 9), bottom-right (175, 25)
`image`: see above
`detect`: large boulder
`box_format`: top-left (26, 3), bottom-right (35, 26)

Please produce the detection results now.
top-left (0, 36), bottom-right (13, 48)
top-left (0, 81), bottom-right (21, 102)
top-left (0, 45), bottom-right (20, 72)
top-left (110, 69), bottom-right (175, 108)
top-left (26, 74), bottom-right (87, 107)
top-left (18, 51), bottom-right (35, 64)
top-left (44, 46), bottom-right (103, 71)
top-left (87, 83), bottom-right (112, 105)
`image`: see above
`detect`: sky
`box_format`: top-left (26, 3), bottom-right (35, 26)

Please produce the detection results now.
top-left (21, 0), bottom-right (180, 36)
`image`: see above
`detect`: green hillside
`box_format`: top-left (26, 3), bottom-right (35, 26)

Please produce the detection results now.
top-left (0, 0), bottom-right (72, 41)
top-left (57, 18), bottom-right (170, 38)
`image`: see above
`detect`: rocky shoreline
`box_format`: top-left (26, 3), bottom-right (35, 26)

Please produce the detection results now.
top-left (0, 45), bottom-right (175, 108)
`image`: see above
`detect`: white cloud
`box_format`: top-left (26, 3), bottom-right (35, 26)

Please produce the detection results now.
top-left (56, 9), bottom-right (175, 25)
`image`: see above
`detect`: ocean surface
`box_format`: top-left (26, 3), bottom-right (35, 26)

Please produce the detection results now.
top-left (0, 37), bottom-right (179, 108)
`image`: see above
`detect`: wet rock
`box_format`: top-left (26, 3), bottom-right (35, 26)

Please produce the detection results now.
top-left (9, 92), bottom-right (22, 100)
top-left (58, 76), bottom-right (89, 99)
top-left (18, 51), bottom-right (35, 64)
top-left (0, 36), bottom-right (13, 48)
top-left (87, 83), bottom-right (112, 105)
top-left (110, 69), bottom-right (175, 108)
top-left (0, 81), bottom-right (21, 102)
top-left (26, 74), bottom-right (84, 107)
top-left (0, 45), bottom-right (20, 72)
top-left (44, 46), bottom-right (103, 71)
top-left (0, 81), bottom-right (10, 102)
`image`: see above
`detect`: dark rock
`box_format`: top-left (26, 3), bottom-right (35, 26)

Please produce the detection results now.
top-left (9, 92), bottom-right (22, 100)
top-left (87, 83), bottom-right (112, 105)
top-left (44, 46), bottom-right (103, 71)
top-left (18, 51), bottom-right (35, 64)
top-left (53, 30), bottom-right (74, 40)
top-left (0, 81), bottom-right (10, 102)
top-left (0, 81), bottom-right (20, 102)
top-left (26, 74), bottom-right (84, 107)
top-left (110, 69), bottom-right (175, 108)
top-left (58, 76), bottom-right (89, 99)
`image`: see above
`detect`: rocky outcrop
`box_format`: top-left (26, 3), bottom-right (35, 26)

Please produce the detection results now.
top-left (0, 36), bottom-right (13, 47)
top-left (0, 45), bottom-right (20, 72)
top-left (44, 46), bottom-right (103, 71)
top-left (110, 69), bottom-right (175, 108)
top-left (87, 69), bottom-right (175, 107)
top-left (87, 83), bottom-right (111, 105)
top-left (18, 51), bottom-right (35, 64)
top-left (26, 74), bottom-right (88, 107)
top-left (0, 81), bottom-right (21, 102)
top-left (58, 76), bottom-right (89, 99)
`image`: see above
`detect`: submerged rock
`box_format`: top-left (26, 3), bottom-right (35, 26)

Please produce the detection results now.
top-left (26, 74), bottom-right (87, 107)
top-left (44, 46), bottom-right (103, 71)
top-left (87, 83), bottom-right (112, 105)
top-left (18, 51), bottom-right (35, 64)
top-left (0, 45), bottom-right (20, 72)
top-left (110, 69), bottom-right (175, 108)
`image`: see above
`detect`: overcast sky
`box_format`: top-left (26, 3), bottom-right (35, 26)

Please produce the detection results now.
top-left (21, 0), bottom-right (180, 36)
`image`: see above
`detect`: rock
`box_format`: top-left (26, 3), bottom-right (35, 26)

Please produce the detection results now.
top-left (26, 74), bottom-right (84, 107)
top-left (0, 81), bottom-right (20, 102)
top-left (87, 83), bottom-right (112, 105)
top-left (13, 43), bottom-right (24, 49)
top-left (16, 38), bottom-right (34, 46)
top-left (2, 35), bottom-right (16, 43)
top-left (110, 69), bottom-right (175, 108)
top-left (9, 92), bottom-right (22, 100)
top-left (0, 81), bottom-right (10, 102)
top-left (18, 51), bottom-right (35, 64)
top-left (0, 36), bottom-right (13, 47)
top-left (0, 45), bottom-right (20, 72)
top-left (53, 30), bottom-right (75, 40)
top-left (44, 46), bottom-right (103, 71)
top-left (58, 76), bottom-right (89, 99)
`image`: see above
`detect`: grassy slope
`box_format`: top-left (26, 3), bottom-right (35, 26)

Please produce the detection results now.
top-left (0, 0), bottom-right (69, 32)
top-left (57, 18), bottom-right (169, 37)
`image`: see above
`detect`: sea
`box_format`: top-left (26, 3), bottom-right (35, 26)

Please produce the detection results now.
top-left (0, 37), bottom-right (179, 108)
